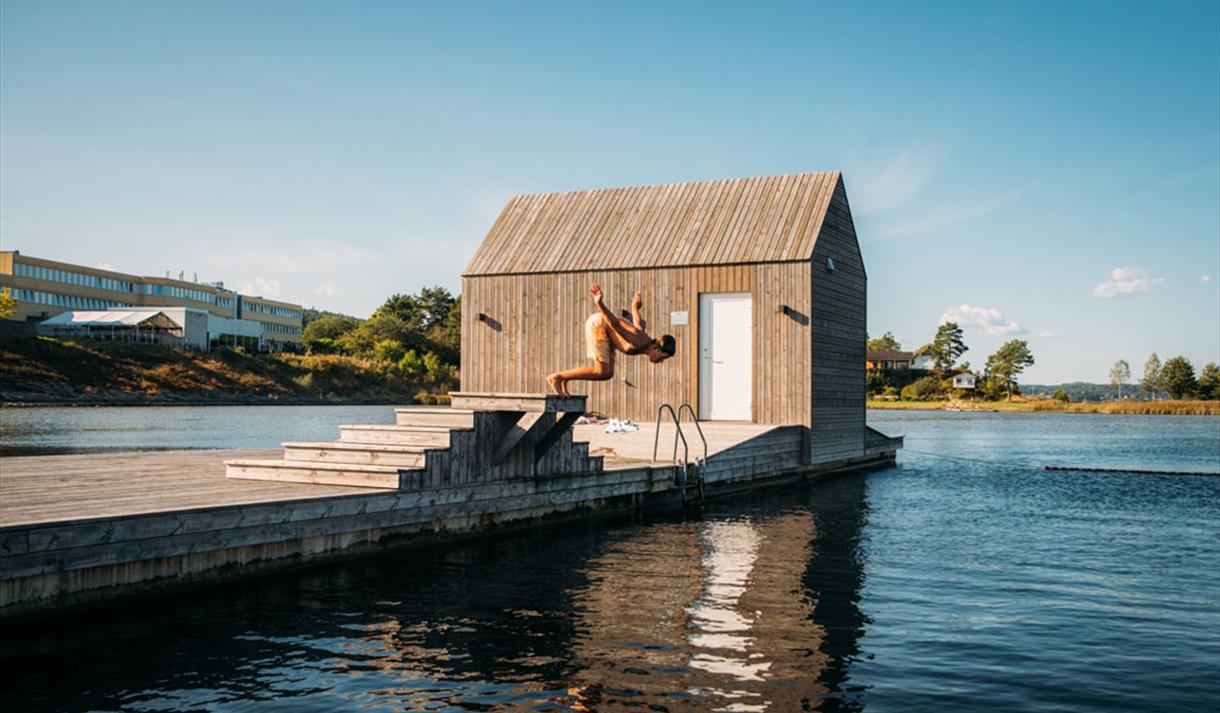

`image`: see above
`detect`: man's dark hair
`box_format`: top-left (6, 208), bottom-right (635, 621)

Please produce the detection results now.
top-left (657, 334), bottom-right (676, 357)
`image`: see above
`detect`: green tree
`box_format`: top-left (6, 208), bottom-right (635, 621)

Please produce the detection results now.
top-left (374, 287), bottom-right (455, 332)
top-left (302, 314), bottom-right (361, 353)
top-left (1158, 356), bottom-right (1197, 399)
top-left (426, 295), bottom-right (462, 366)
top-left (338, 313), bottom-right (420, 357)
top-left (867, 332), bottom-right (902, 352)
top-left (985, 339), bottom-right (1035, 400)
top-left (1109, 359), bottom-right (1131, 399)
top-left (372, 338), bottom-right (406, 365)
top-left (416, 286), bottom-right (457, 331)
top-left (1197, 362), bottom-right (1220, 400)
top-left (376, 294), bottom-right (424, 328)
top-left (0, 287), bottom-right (17, 319)
top-left (1141, 353), bottom-right (1161, 399)
top-left (1053, 389), bottom-right (1070, 402)
top-left (919, 322), bottom-right (967, 371)
top-left (398, 349), bottom-right (427, 382)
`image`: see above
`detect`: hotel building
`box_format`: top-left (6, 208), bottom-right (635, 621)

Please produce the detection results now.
top-left (0, 250), bottom-right (304, 350)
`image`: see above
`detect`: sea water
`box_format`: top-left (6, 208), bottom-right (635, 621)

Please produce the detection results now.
top-left (1, 410), bottom-right (1217, 712)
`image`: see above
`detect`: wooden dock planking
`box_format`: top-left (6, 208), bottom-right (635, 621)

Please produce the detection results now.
top-left (2, 422), bottom-right (786, 528)
top-left (0, 449), bottom-right (372, 527)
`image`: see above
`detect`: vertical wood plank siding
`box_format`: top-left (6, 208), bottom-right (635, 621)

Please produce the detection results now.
top-left (462, 262), bottom-right (810, 425)
top-left (808, 180), bottom-right (866, 463)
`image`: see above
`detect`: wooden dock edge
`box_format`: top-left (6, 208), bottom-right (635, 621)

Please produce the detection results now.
top-left (0, 449), bottom-right (897, 621)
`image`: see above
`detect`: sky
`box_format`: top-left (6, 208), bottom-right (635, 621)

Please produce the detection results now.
top-left (1, 0), bottom-right (1217, 383)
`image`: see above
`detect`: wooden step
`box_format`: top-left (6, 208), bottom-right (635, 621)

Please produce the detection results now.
top-left (225, 459), bottom-right (408, 489)
top-left (395, 407), bottom-right (474, 428)
top-left (282, 441), bottom-right (427, 468)
top-left (449, 392), bottom-right (586, 413)
top-left (338, 425), bottom-right (454, 446)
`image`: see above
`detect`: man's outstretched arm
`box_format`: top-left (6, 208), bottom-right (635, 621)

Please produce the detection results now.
top-left (631, 291), bottom-right (646, 329)
top-left (591, 283), bottom-right (639, 341)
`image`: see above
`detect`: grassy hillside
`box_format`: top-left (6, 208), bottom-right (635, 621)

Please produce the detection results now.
top-left (0, 336), bottom-right (449, 404)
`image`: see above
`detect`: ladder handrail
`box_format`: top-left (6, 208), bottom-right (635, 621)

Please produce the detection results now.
top-left (676, 404), bottom-right (708, 467)
top-left (652, 403), bottom-right (689, 466)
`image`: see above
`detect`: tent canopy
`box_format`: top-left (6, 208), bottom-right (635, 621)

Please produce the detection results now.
top-left (40, 309), bottom-right (181, 329)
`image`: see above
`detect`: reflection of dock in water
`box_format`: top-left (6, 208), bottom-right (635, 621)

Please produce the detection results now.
top-left (565, 477), bottom-right (869, 711)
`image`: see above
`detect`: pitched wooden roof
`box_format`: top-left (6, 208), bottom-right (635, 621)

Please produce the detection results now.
top-left (464, 171), bottom-right (843, 276)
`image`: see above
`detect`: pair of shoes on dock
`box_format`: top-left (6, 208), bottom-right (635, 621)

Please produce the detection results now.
top-left (604, 418), bottom-right (638, 434)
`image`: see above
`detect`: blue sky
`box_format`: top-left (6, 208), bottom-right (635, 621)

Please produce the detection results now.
top-left (2, 1), bottom-right (1217, 383)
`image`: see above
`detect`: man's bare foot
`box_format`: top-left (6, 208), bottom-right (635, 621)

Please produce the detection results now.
top-left (546, 373), bottom-right (566, 396)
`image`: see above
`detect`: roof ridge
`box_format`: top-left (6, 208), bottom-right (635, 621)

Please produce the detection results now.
top-left (516, 170), bottom-right (840, 201)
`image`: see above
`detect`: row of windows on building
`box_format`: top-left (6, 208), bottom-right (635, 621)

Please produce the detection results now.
top-left (157, 284), bottom-right (216, 304)
top-left (243, 302), bottom-right (302, 319)
top-left (10, 287), bottom-right (303, 334)
top-left (14, 263), bottom-right (221, 304)
top-left (15, 263), bottom-right (136, 293)
top-left (11, 288), bottom-right (128, 311)
top-left (263, 323), bottom-right (303, 336)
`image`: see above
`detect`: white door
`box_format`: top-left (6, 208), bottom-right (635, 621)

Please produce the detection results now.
top-left (699, 292), bottom-right (752, 420)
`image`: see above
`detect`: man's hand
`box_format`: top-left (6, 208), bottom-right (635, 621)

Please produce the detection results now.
top-left (632, 292), bottom-right (643, 311)
top-left (590, 283), bottom-right (603, 305)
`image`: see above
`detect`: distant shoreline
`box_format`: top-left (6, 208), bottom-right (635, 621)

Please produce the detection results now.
top-left (868, 399), bottom-right (1220, 416)
top-left (1, 397), bottom-right (412, 408)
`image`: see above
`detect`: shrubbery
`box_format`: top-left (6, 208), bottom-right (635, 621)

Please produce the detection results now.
top-left (302, 287), bottom-right (460, 398)
top-left (900, 375), bottom-right (945, 401)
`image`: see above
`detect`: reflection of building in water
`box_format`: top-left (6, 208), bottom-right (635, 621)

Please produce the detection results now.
top-left (566, 486), bottom-right (868, 712)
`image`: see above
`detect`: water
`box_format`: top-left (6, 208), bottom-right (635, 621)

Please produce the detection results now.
top-left (0, 405), bottom-right (397, 455)
top-left (1, 409), bottom-right (1218, 712)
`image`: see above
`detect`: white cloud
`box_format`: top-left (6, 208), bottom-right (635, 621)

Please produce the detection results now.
top-left (1091, 267), bottom-right (1164, 299)
top-left (853, 149), bottom-right (939, 216)
top-left (314, 281), bottom-right (337, 298)
top-left (239, 277), bottom-right (282, 297)
top-left (939, 304), bottom-right (1024, 336)
top-left (1037, 330), bottom-right (1063, 339)
top-left (1203, 275), bottom-right (1213, 283)
top-left (95, 262), bottom-right (116, 271)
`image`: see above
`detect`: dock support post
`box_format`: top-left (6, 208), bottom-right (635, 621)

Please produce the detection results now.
top-left (533, 412), bottom-right (582, 463)
top-left (492, 412), bottom-right (544, 465)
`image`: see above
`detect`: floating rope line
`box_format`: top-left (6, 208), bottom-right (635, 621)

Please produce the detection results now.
top-left (901, 448), bottom-right (1040, 471)
top-left (1044, 466), bottom-right (1220, 477)
top-left (901, 448), bottom-right (1219, 477)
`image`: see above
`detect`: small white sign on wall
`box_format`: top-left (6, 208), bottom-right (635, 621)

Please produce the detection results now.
top-left (670, 311), bottom-right (689, 326)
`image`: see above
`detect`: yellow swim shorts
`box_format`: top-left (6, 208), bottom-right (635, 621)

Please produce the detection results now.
top-left (585, 312), bottom-right (614, 364)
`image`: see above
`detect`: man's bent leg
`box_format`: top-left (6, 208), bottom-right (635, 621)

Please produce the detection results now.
top-left (548, 360), bottom-right (613, 397)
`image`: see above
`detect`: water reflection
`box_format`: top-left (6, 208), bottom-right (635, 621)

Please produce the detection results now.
top-left (559, 475), bottom-right (869, 712)
top-left (0, 478), bottom-right (871, 712)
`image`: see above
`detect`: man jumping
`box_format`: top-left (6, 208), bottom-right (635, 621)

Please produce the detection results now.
top-left (547, 283), bottom-right (676, 397)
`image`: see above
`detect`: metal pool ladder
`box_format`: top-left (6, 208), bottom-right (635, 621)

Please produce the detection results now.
top-left (652, 403), bottom-right (709, 503)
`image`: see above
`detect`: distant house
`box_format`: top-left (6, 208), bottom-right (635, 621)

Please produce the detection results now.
top-left (866, 350), bottom-right (915, 371)
top-left (913, 354), bottom-right (934, 370)
top-left (952, 373), bottom-right (977, 390)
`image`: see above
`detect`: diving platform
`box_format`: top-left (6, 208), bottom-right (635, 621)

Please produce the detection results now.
top-left (225, 393), bottom-right (600, 489)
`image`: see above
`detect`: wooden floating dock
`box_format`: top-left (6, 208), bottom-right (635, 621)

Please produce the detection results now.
top-left (0, 394), bottom-right (901, 618)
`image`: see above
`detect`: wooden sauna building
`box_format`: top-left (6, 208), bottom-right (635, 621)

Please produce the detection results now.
top-left (462, 171), bottom-right (869, 465)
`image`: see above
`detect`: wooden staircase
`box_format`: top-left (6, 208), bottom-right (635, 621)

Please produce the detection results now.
top-left (226, 393), bottom-right (603, 489)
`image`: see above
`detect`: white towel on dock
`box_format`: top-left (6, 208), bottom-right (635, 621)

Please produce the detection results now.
top-left (604, 419), bottom-right (638, 434)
